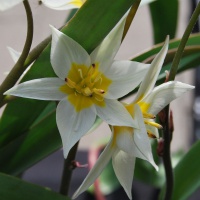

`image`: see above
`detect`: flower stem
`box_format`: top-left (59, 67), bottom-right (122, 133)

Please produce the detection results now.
top-left (162, 106), bottom-right (173, 200)
top-left (59, 142), bottom-right (79, 195)
top-left (169, 1), bottom-right (200, 81)
top-left (0, 0), bottom-right (33, 104)
top-left (161, 3), bottom-right (200, 200)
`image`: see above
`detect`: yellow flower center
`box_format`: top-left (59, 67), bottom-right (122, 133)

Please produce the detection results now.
top-left (60, 63), bottom-right (112, 112)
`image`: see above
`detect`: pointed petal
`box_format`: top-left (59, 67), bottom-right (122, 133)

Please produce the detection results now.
top-left (105, 61), bottom-right (149, 99)
top-left (140, 0), bottom-right (156, 6)
top-left (0, 0), bottom-right (22, 11)
top-left (133, 104), bottom-right (158, 170)
top-left (50, 25), bottom-right (91, 79)
top-left (139, 81), bottom-right (195, 115)
top-left (7, 47), bottom-right (21, 63)
top-left (41, 0), bottom-right (83, 10)
top-left (72, 141), bottom-right (114, 199)
top-left (56, 99), bottom-right (96, 158)
top-left (90, 13), bottom-right (127, 72)
top-left (134, 36), bottom-right (169, 102)
top-left (4, 78), bottom-right (66, 100)
top-left (112, 149), bottom-right (135, 200)
top-left (96, 99), bottom-right (137, 128)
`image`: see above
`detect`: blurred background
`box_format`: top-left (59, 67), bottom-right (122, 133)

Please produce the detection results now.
top-left (0, 0), bottom-right (199, 199)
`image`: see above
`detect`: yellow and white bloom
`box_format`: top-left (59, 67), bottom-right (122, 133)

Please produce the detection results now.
top-left (5, 17), bottom-right (150, 158)
top-left (72, 37), bottom-right (195, 199)
top-left (0, 0), bottom-right (155, 11)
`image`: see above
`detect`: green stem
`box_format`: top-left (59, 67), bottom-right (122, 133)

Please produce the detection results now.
top-left (169, 1), bottom-right (200, 81)
top-left (161, 3), bottom-right (200, 200)
top-left (0, 0), bottom-right (33, 104)
top-left (162, 106), bottom-right (173, 200)
top-left (122, 0), bottom-right (141, 41)
top-left (59, 142), bottom-right (79, 195)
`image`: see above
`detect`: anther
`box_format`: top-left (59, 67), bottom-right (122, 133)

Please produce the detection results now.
top-left (93, 88), bottom-right (105, 95)
top-left (92, 63), bottom-right (95, 67)
top-left (65, 77), bottom-right (77, 89)
top-left (147, 130), bottom-right (157, 139)
top-left (143, 112), bottom-right (155, 119)
top-left (144, 120), bottom-right (163, 129)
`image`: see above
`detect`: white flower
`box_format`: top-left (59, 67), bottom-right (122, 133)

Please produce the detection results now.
top-left (72, 36), bottom-right (195, 199)
top-left (5, 16), bottom-right (150, 158)
top-left (0, 0), bottom-right (156, 11)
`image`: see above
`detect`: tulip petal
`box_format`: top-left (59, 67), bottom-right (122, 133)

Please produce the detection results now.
top-left (7, 47), bottom-right (21, 63)
top-left (41, 0), bottom-right (83, 10)
top-left (4, 78), bottom-right (66, 100)
top-left (0, 0), bottom-right (22, 11)
top-left (50, 26), bottom-right (91, 79)
top-left (139, 81), bottom-right (195, 115)
top-left (56, 98), bottom-right (96, 158)
top-left (105, 61), bottom-right (149, 99)
top-left (112, 149), bottom-right (135, 200)
top-left (134, 36), bottom-right (169, 102)
top-left (72, 141), bottom-right (114, 199)
top-left (96, 99), bottom-right (137, 128)
top-left (90, 14), bottom-right (127, 72)
top-left (133, 104), bottom-right (158, 170)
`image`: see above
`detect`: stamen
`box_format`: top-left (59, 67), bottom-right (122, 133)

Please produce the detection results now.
top-left (88, 65), bottom-right (96, 76)
top-left (65, 78), bottom-right (76, 89)
top-left (144, 120), bottom-right (163, 129)
top-left (82, 87), bottom-right (92, 96)
top-left (78, 69), bottom-right (83, 79)
top-left (147, 130), bottom-right (157, 139)
top-left (143, 112), bottom-right (155, 119)
top-left (93, 88), bottom-right (105, 96)
top-left (95, 96), bottom-right (104, 102)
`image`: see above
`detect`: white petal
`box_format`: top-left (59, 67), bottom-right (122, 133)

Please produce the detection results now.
top-left (140, 81), bottom-right (195, 115)
top-left (134, 36), bottom-right (169, 102)
top-left (145, 124), bottom-right (159, 138)
top-left (105, 61), bottom-right (149, 99)
top-left (56, 99), bottom-right (96, 158)
top-left (96, 99), bottom-right (137, 128)
top-left (72, 141), bottom-right (114, 199)
top-left (0, 0), bottom-right (22, 11)
top-left (41, 0), bottom-right (83, 10)
top-left (50, 25), bottom-right (91, 79)
top-left (133, 104), bottom-right (158, 170)
top-left (90, 13), bottom-right (127, 72)
top-left (7, 47), bottom-right (21, 63)
top-left (112, 149), bottom-right (135, 200)
top-left (140, 0), bottom-right (156, 6)
top-left (4, 78), bottom-right (66, 100)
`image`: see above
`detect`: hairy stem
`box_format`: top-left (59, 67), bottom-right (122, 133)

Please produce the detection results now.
top-left (0, 0), bottom-right (33, 104)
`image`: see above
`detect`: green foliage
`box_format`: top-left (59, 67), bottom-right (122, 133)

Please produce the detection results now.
top-left (149, 0), bottom-right (179, 43)
top-left (0, 173), bottom-right (68, 200)
top-left (172, 141), bottom-right (200, 200)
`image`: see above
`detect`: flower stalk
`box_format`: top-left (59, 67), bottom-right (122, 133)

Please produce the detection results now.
top-left (161, 2), bottom-right (200, 200)
top-left (60, 142), bottom-right (79, 195)
top-left (0, 0), bottom-right (33, 104)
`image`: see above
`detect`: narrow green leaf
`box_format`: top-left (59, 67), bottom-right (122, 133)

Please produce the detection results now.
top-left (171, 141), bottom-right (200, 200)
top-left (149, 0), bottom-right (179, 43)
top-left (0, 173), bottom-right (69, 200)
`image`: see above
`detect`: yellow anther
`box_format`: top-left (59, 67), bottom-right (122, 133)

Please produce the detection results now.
top-left (144, 120), bottom-right (163, 129)
top-left (143, 112), bottom-right (155, 119)
top-left (65, 78), bottom-right (76, 89)
top-left (147, 130), bottom-right (158, 139)
top-left (93, 88), bottom-right (105, 96)
top-left (87, 64), bottom-right (96, 76)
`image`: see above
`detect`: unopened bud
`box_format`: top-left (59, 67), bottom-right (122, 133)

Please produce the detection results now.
top-left (70, 160), bottom-right (88, 170)
top-left (157, 138), bottom-right (164, 157)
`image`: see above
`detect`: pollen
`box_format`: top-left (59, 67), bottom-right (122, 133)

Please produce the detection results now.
top-left (144, 120), bottom-right (163, 129)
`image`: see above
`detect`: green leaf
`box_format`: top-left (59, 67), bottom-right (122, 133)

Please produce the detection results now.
top-left (0, 172), bottom-right (69, 200)
top-left (149, 0), bottom-right (179, 43)
top-left (171, 141), bottom-right (200, 200)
